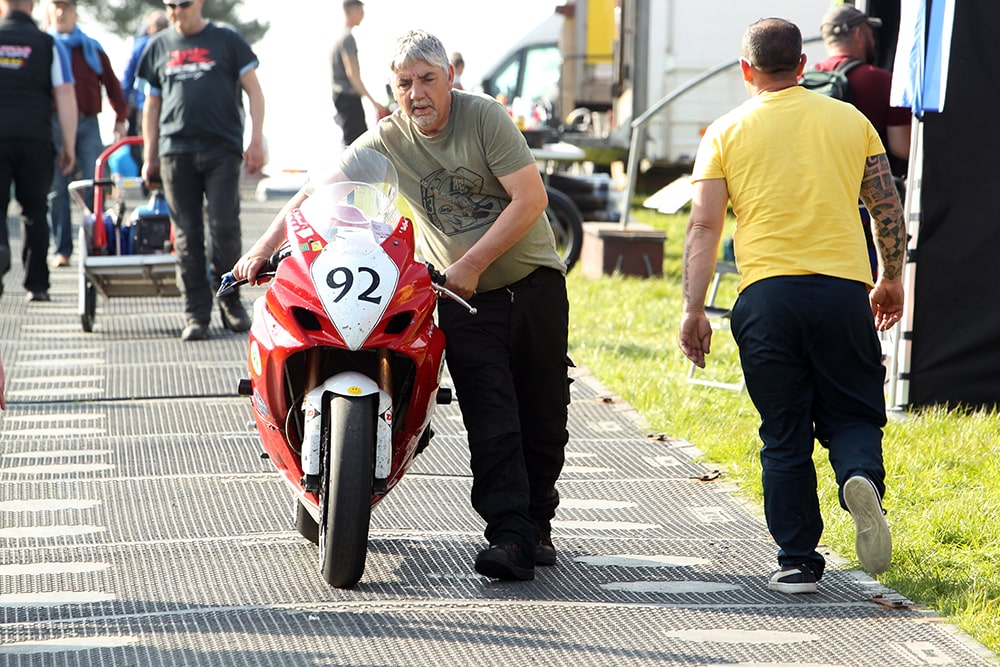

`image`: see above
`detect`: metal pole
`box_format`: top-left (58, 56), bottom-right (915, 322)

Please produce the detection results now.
top-left (889, 114), bottom-right (924, 411)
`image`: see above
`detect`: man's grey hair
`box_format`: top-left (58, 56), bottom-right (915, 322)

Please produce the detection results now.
top-left (389, 30), bottom-right (450, 73)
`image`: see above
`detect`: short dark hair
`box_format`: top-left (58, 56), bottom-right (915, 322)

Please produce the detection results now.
top-left (741, 18), bottom-right (802, 74)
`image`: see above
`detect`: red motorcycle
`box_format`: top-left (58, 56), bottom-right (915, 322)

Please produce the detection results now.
top-left (219, 149), bottom-right (473, 588)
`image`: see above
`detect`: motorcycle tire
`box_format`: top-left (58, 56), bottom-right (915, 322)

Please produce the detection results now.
top-left (318, 394), bottom-right (375, 588)
top-left (545, 186), bottom-right (584, 272)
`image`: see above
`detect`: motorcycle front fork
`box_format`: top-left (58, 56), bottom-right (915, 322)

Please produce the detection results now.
top-left (299, 348), bottom-right (394, 495)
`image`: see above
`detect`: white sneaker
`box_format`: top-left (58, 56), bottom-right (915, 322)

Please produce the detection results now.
top-left (844, 475), bottom-right (892, 574)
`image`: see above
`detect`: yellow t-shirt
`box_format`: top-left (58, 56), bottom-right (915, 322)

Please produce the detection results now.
top-left (692, 86), bottom-right (884, 291)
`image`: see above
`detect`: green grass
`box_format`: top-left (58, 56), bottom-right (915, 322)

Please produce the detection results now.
top-left (566, 205), bottom-right (1000, 655)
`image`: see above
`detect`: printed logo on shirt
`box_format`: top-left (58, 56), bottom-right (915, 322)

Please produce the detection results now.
top-left (420, 167), bottom-right (503, 236)
top-left (165, 47), bottom-right (215, 81)
top-left (0, 44), bottom-right (31, 70)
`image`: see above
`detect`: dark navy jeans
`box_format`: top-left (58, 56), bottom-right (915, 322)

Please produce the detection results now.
top-left (437, 267), bottom-right (571, 557)
top-left (730, 274), bottom-right (887, 576)
top-left (160, 147), bottom-right (243, 324)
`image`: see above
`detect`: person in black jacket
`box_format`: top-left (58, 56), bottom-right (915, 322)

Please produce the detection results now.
top-left (0, 0), bottom-right (77, 301)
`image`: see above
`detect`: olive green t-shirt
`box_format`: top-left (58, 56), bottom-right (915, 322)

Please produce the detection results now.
top-left (355, 90), bottom-right (565, 291)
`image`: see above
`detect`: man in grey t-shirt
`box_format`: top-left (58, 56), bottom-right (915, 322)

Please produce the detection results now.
top-left (235, 30), bottom-right (571, 583)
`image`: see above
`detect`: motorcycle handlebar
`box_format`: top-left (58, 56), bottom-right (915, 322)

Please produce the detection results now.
top-left (216, 255), bottom-right (475, 315)
top-left (217, 247), bottom-right (286, 297)
top-left (425, 263), bottom-right (476, 315)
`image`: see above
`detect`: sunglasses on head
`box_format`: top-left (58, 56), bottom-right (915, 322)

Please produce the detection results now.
top-left (164, 1), bottom-right (194, 8)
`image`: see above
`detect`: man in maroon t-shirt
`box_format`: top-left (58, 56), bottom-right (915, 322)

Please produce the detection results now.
top-left (815, 5), bottom-right (910, 176)
top-left (814, 5), bottom-right (911, 277)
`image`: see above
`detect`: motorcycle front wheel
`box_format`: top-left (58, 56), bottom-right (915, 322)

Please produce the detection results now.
top-left (318, 394), bottom-right (375, 588)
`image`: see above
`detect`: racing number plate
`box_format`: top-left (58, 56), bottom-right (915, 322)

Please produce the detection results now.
top-left (310, 247), bottom-right (400, 350)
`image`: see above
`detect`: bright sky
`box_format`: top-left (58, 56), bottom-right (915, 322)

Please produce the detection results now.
top-left (67, 1), bottom-right (558, 173)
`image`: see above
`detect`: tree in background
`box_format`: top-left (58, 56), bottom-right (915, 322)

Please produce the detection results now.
top-left (87, 0), bottom-right (268, 43)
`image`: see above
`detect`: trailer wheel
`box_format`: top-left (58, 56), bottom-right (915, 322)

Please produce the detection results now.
top-left (81, 279), bottom-right (97, 332)
top-left (545, 186), bottom-right (584, 271)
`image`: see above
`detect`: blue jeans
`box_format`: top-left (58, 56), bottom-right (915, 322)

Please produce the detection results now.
top-left (730, 275), bottom-right (887, 576)
top-left (437, 267), bottom-right (571, 556)
top-left (160, 147), bottom-right (243, 324)
top-left (49, 114), bottom-right (105, 258)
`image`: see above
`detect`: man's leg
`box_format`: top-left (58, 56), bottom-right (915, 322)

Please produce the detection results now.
top-left (509, 268), bottom-right (570, 554)
top-left (0, 142), bottom-right (14, 294)
top-left (161, 153), bottom-right (211, 336)
top-left (70, 116), bottom-right (106, 259)
top-left (47, 116), bottom-right (73, 262)
top-left (202, 148), bottom-right (249, 331)
top-left (15, 140), bottom-right (56, 297)
top-left (810, 278), bottom-right (892, 574)
top-left (439, 292), bottom-right (537, 580)
top-left (731, 277), bottom-right (826, 580)
top-left (334, 94), bottom-right (367, 146)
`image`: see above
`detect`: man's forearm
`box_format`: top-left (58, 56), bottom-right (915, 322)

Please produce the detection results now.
top-left (860, 153), bottom-right (906, 280)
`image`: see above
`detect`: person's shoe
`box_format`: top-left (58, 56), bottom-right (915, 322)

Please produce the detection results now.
top-left (767, 564), bottom-right (818, 594)
top-left (181, 321), bottom-right (210, 341)
top-left (474, 543), bottom-right (535, 581)
top-left (535, 536), bottom-right (557, 566)
top-left (219, 298), bottom-right (251, 332)
top-left (26, 290), bottom-right (50, 302)
top-left (844, 475), bottom-right (892, 574)
top-left (49, 254), bottom-right (70, 268)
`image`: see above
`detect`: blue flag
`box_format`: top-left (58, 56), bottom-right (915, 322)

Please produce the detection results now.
top-left (890, 0), bottom-right (955, 116)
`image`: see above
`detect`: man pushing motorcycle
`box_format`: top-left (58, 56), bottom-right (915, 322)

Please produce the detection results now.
top-left (232, 29), bottom-right (571, 581)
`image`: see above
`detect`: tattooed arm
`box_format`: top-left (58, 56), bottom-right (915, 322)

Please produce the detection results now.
top-left (859, 153), bottom-right (906, 330)
top-left (679, 178), bottom-right (728, 368)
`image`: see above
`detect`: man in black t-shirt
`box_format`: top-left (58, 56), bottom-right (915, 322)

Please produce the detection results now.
top-left (138, 0), bottom-right (265, 341)
top-left (331, 0), bottom-right (387, 146)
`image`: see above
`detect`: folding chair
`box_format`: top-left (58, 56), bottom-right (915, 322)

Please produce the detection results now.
top-left (687, 261), bottom-right (745, 391)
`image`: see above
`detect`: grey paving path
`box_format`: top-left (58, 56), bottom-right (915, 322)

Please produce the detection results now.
top-left (0, 196), bottom-right (995, 666)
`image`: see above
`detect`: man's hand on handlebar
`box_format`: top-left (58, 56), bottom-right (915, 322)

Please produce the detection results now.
top-left (232, 253), bottom-right (271, 285)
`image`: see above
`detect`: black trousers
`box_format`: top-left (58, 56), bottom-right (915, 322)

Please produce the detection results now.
top-left (731, 274), bottom-right (887, 576)
top-left (333, 93), bottom-right (367, 147)
top-left (0, 138), bottom-right (55, 293)
top-left (438, 267), bottom-right (571, 556)
top-left (160, 148), bottom-right (243, 324)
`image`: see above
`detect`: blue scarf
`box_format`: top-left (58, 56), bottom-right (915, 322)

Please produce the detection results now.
top-left (50, 26), bottom-right (104, 76)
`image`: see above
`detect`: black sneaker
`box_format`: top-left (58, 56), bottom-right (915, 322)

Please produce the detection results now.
top-left (844, 475), bottom-right (892, 575)
top-left (536, 537), bottom-right (557, 566)
top-left (474, 543), bottom-right (535, 581)
top-left (767, 564), bottom-right (817, 594)
top-left (26, 290), bottom-right (50, 302)
top-left (181, 321), bottom-right (210, 341)
top-left (219, 298), bottom-right (251, 332)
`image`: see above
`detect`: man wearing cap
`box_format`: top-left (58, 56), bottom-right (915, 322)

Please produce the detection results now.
top-left (815, 5), bottom-right (910, 175)
top-left (813, 4), bottom-right (911, 279)
top-left (331, 0), bottom-right (387, 146)
top-left (680, 18), bottom-right (905, 593)
top-left (46, 0), bottom-right (129, 270)
top-left (0, 0), bottom-right (77, 301)
top-left (138, 0), bottom-right (265, 341)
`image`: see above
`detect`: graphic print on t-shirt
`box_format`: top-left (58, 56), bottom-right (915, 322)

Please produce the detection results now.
top-left (165, 48), bottom-right (215, 82)
top-left (421, 167), bottom-right (503, 236)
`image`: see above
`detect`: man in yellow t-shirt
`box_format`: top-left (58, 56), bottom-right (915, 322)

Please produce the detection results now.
top-left (679, 18), bottom-right (906, 594)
